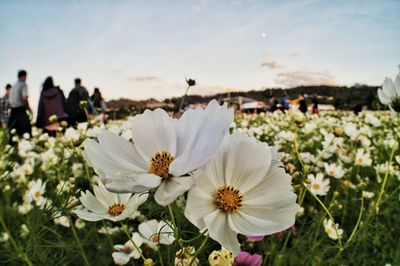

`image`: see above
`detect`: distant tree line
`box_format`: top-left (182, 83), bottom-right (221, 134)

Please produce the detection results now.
top-left (167, 85), bottom-right (384, 110)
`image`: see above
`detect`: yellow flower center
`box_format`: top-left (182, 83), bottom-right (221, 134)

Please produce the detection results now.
top-left (108, 204), bottom-right (125, 216)
top-left (149, 151), bottom-right (174, 180)
top-left (123, 244), bottom-right (132, 253)
top-left (312, 183), bottom-right (321, 190)
top-left (34, 191), bottom-right (41, 197)
top-left (328, 170), bottom-right (335, 176)
top-left (215, 186), bottom-right (243, 213)
top-left (151, 235), bottom-right (160, 242)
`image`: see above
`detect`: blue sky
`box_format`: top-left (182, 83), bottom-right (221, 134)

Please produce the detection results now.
top-left (1, 0), bottom-right (399, 107)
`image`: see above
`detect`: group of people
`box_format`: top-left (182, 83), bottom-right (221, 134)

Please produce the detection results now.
top-left (0, 70), bottom-right (107, 138)
top-left (267, 93), bottom-right (319, 114)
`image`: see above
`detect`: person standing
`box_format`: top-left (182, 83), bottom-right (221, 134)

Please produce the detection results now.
top-left (8, 70), bottom-right (32, 137)
top-left (281, 94), bottom-right (289, 111)
top-left (67, 78), bottom-right (90, 126)
top-left (0, 84), bottom-right (11, 128)
top-left (299, 92), bottom-right (308, 113)
top-left (91, 87), bottom-right (107, 123)
top-left (36, 77), bottom-right (68, 136)
top-left (312, 94), bottom-right (319, 114)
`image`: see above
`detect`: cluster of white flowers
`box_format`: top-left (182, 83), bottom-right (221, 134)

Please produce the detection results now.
top-left (77, 100), bottom-right (299, 257)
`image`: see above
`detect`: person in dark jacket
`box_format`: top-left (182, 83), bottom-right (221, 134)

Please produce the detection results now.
top-left (67, 78), bottom-right (90, 126)
top-left (36, 77), bottom-right (68, 136)
top-left (299, 92), bottom-right (308, 113)
top-left (91, 87), bottom-right (107, 123)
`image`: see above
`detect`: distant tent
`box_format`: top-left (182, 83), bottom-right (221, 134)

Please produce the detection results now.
top-left (241, 101), bottom-right (267, 110)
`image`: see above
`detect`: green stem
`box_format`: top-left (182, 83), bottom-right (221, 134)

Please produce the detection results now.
top-left (303, 183), bottom-right (343, 251)
top-left (375, 141), bottom-right (397, 213)
top-left (312, 137), bottom-right (334, 168)
top-left (380, 183), bottom-right (400, 205)
top-left (178, 85), bottom-right (191, 113)
top-left (188, 234), bottom-right (209, 266)
top-left (293, 140), bottom-right (304, 169)
top-left (180, 229), bottom-right (208, 243)
top-left (344, 195), bottom-right (364, 248)
top-left (280, 231), bottom-right (292, 254)
top-left (102, 221), bottom-right (114, 248)
top-left (68, 216), bottom-right (90, 266)
top-left (0, 214), bottom-right (32, 266)
top-left (122, 224), bottom-right (146, 261)
top-left (168, 205), bottom-right (179, 240)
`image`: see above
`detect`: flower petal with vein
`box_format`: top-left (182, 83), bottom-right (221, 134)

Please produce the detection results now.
top-left (82, 100), bottom-right (233, 206)
top-left (138, 219), bottom-right (175, 250)
top-left (378, 67), bottom-right (400, 112)
top-left (73, 182), bottom-right (148, 222)
top-left (112, 232), bottom-right (144, 265)
top-left (185, 133), bottom-right (299, 256)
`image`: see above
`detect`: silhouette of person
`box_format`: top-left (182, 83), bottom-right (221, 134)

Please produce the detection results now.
top-left (312, 94), bottom-right (319, 114)
top-left (36, 77), bottom-right (68, 136)
top-left (0, 84), bottom-right (11, 128)
top-left (91, 87), bottom-right (107, 123)
top-left (299, 92), bottom-right (308, 113)
top-left (67, 78), bottom-right (90, 126)
top-left (8, 70), bottom-right (32, 137)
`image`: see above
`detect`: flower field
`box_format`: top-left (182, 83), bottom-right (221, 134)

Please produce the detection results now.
top-left (0, 108), bottom-right (399, 265)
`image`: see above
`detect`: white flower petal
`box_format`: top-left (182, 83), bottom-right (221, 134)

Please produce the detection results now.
top-left (72, 209), bottom-right (106, 222)
top-left (203, 210), bottom-right (241, 256)
top-left (224, 137), bottom-right (271, 193)
top-left (131, 232), bottom-right (144, 248)
top-left (395, 72), bottom-right (400, 96)
top-left (104, 174), bottom-right (161, 193)
top-left (185, 186), bottom-right (217, 222)
top-left (244, 167), bottom-right (292, 201)
top-left (228, 209), bottom-right (296, 236)
top-left (131, 108), bottom-right (177, 161)
top-left (378, 88), bottom-right (392, 105)
top-left (112, 252), bottom-right (130, 265)
top-left (139, 219), bottom-right (159, 241)
top-left (157, 221), bottom-right (175, 245)
top-left (154, 176), bottom-right (194, 206)
top-left (93, 182), bottom-right (117, 208)
top-left (79, 191), bottom-right (106, 213)
top-left (97, 131), bottom-right (148, 170)
top-left (84, 139), bottom-right (144, 178)
top-left (170, 100), bottom-right (233, 176)
top-left (383, 77), bottom-right (396, 97)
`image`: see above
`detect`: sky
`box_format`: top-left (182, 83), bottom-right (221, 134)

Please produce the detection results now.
top-left (1, 0), bottom-right (399, 108)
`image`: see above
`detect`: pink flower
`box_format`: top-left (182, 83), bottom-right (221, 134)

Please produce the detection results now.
top-left (233, 251), bottom-right (262, 266)
top-left (245, 235), bottom-right (264, 242)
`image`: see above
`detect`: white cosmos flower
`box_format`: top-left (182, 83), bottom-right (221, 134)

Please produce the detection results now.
top-left (73, 182), bottom-right (148, 222)
top-left (54, 216), bottom-right (70, 228)
top-left (184, 133), bottom-right (299, 256)
top-left (138, 219), bottom-right (175, 250)
top-left (24, 179), bottom-right (46, 206)
top-left (112, 232), bottom-right (144, 265)
top-left (324, 163), bottom-right (345, 179)
top-left (308, 173), bottom-right (330, 196)
top-left (64, 127), bottom-right (80, 142)
top-left (83, 100), bottom-right (233, 206)
top-left (323, 218), bottom-right (343, 240)
top-left (355, 148), bottom-right (372, 166)
top-left (378, 68), bottom-right (400, 112)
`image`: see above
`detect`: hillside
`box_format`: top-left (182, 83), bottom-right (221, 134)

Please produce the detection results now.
top-left (106, 85), bottom-right (381, 112)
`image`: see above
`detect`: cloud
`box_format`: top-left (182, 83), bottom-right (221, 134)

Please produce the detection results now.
top-left (129, 75), bottom-right (161, 82)
top-left (275, 70), bottom-right (337, 87)
top-left (260, 60), bottom-right (283, 69)
top-left (288, 53), bottom-right (300, 58)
